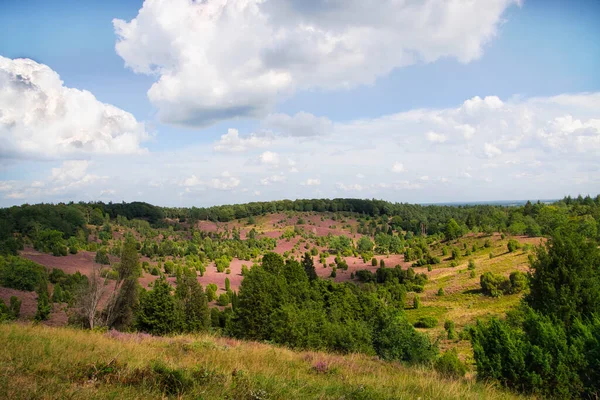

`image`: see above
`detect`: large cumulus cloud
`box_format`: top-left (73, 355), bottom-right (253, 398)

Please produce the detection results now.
top-left (0, 56), bottom-right (149, 159)
top-left (113, 0), bottom-right (519, 126)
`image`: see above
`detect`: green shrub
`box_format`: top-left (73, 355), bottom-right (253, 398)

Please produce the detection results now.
top-left (371, 258), bottom-right (377, 266)
top-left (94, 248), bottom-right (110, 265)
top-left (414, 316), bottom-right (438, 328)
top-left (413, 295), bottom-right (420, 309)
top-left (205, 284), bottom-right (217, 302)
top-left (0, 256), bottom-right (46, 291)
top-left (217, 293), bottom-right (230, 306)
top-left (437, 288), bottom-right (445, 296)
top-left (434, 350), bottom-right (467, 378)
top-left (468, 259), bottom-right (476, 270)
top-left (507, 239), bottom-right (520, 253)
top-left (444, 320), bottom-right (456, 340)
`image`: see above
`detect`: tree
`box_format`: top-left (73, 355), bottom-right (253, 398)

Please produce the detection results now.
top-left (136, 277), bottom-right (183, 335)
top-left (302, 252), bottom-right (317, 281)
top-left (373, 310), bottom-right (437, 363)
top-left (444, 218), bottom-right (462, 241)
top-left (357, 236), bottom-right (374, 253)
top-left (103, 235), bottom-right (139, 330)
top-left (34, 280), bottom-right (51, 321)
top-left (526, 226), bottom-right (600, 326)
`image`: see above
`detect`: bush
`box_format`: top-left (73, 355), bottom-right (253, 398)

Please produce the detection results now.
top-left (217, 293), bottom-right (230, 306)
top-left (413, 295), bottom-right (420, 309)
top-left (0, 256), bottom-right (46, 291)
top-left (508, 271), bottom-right (528, 294)
top-left (437, 288), bottom-right (445, 296)
top-left (468, 259), bottom-right (476, 270)
top-left (374, 311), bottom-right (438, 363)
top-left (414, 316), bottom-right (438, 328)
top-left (95, 248), bottom-right (110, 265)
top-left (444, 320), bottom-right (456, 340)
top-left (371, 258), bottom-right (377, 266)
top-left (480, 272), bottom-right (507, 297)
top-left (507, 239), bottom-right (520, 253)
top-left (451, 247), bottom-right (461, 260)
top-left (434, 350), bottom-right (467, 378)
top-left (205, 284), bottom-right (217, 302)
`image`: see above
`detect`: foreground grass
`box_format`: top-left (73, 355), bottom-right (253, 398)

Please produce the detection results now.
top-left (0, 323), bottom-right (524, 400)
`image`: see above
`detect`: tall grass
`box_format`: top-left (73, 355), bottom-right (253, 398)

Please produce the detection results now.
top-left (0, 323), bottom-right (524, 399)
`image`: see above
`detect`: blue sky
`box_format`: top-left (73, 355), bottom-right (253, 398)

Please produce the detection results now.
top-left (0, 0), bottom-right (599, 206)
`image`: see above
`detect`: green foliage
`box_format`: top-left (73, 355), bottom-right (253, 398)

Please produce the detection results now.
top-left (357, 236), bottom-right (374, 253)
top-left (217, 293), bottom-right (230, 306)
top-left (0, 256), bottom-right (46, 291)
top-left (468, 259), bottom-right (476, 270)
top-left (232, 252), bottom-right (436, 360)
top-left (445, 218), bottom-right (462, 241)
top-left (136, 277), bottom-right (183, 335)
top-left (0, 296), bottom-right (21, 321)
top-left (434, 350), bottom-right (467, 378)
top-left (414, 316), bottom-right (438, 329)
top-left (413, 295), bottom-right (420, 309)
top-left (34, 280), bottom-right (51, 321)
top-left (302, 252), bottom-right (317, 281)
top-left (215, 256), bottom-right (231, 273)
top-left (374, 310), bottom-right (438, 363)
top-left (371, 257), bottom-right (377, 266)
top-left (472, 225), bottom-right (600, 398)
top-left (507, 239), bottom-right (520, 253)
top-left (444, 320), bottom-right (456, 340)
top-left (34, 229), bottom-right (68, 256)
top-left (437, 288), bottom-right (445, 296)
top-left (94, 248), bottom-right (110, 265)
top-left (205, 284), bottom-right (217, 302)
top-left (480, 271), bottom-right (527, 297)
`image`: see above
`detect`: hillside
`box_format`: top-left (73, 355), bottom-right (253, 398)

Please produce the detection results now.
top-left (1, 197), bottom-right (599, 399)
top-left (0, 323), bottom-right (521, 400)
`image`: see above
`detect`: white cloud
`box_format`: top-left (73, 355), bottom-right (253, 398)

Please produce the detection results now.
top-left (50, 160), bottom-right (104, 190)
top-left (114, 0), bottom-right (519, 126)
top-left (210, 172), bottom-right (241, 190)
top-left (182, 175), bottom-right (202, 187)
top-left (426, 131), bottom-right (448, 143)
top-left (260, 174), bottom-right (286, 186)
top-left (258, 151), bottom-right (280, 165)
top-left (0, 56), bottom-right (149, 159)
top-left (301, 178), bottom-right (321, 186)
top-left (391, 162), bottom-right (404, 173)
top-left (484, 143), bottom-right (502, 158)
top-left (0, 181), bottom-right (15, 192)
top-left (336, 182), bottom-right (364, 192)
top-left (213, 128), bottom-right (271, 152)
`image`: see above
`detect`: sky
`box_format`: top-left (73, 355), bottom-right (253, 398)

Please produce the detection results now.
top-left (0, 0), bottom-right (599, 207)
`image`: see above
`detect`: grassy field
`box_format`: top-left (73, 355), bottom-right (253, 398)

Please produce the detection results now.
top-left (0, 323), bottom-right (525, 400)
top-left (404, 234), bottom-right (540, 363)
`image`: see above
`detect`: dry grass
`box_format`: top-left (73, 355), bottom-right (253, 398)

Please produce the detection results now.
top-left (0, 323), bottom-right (525, 400)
